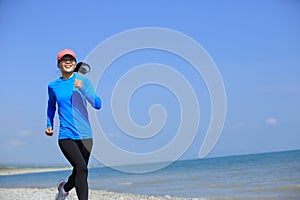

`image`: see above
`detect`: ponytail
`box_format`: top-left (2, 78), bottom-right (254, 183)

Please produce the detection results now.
top-left (74, 62), bottom-right (91, 75)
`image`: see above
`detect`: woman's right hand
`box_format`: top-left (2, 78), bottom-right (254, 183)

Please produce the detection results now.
top-left (45, 127), bottom-right (54, 136)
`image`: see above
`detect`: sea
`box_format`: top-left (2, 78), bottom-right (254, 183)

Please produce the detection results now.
top-left (0, 150), bottom-right (299, 199)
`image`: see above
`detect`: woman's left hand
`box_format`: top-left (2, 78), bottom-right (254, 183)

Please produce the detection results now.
top-left (74, 79), bottom-right (83, 89)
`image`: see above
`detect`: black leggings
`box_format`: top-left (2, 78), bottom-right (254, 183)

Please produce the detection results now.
top-left (58, 139), bottom-right (93, 200)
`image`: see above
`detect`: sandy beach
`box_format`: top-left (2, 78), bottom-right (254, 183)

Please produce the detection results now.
top-left (0, 188), bottom-right (206, 200)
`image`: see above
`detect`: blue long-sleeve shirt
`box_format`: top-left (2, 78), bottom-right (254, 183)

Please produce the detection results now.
top-left (47, 74), bottom-right (101, 140)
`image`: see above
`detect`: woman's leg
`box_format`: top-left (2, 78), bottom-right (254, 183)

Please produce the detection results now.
top-left (58, 139), bottom-right (93, 200)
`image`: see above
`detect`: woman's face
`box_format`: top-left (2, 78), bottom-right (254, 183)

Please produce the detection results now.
top-left (58, 55), bottom-right (76, 73)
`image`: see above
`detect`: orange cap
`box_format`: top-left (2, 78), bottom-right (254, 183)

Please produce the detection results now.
top-left (57, 49), bottom-right (76, 61)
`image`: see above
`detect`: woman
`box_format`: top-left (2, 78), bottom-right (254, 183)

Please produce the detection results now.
top-left (45, 49), bottom-right (101, 200)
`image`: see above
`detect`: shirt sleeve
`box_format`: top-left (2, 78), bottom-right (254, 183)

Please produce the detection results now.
top-left (79, 78), bottom-right (102, 110)
top-left (47, 85), bottom-right (56, 128)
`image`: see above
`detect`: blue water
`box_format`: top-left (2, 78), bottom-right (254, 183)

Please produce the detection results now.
top-left (1, 150), bottom-right (299, 199)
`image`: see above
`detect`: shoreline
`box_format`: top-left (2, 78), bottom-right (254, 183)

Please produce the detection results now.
top-left (0, 188), bottom-right (206, 200)
top-left (0, 167), bottom-right (71, 176)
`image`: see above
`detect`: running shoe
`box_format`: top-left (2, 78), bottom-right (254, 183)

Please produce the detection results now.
top-left (55, 180), bottom-right (69, 200)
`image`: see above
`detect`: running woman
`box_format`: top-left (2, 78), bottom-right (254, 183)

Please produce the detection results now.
top-left (45, 49), bottom-right (101, 200)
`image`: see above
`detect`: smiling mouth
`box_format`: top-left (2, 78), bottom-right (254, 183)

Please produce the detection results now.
top-left (64, 65), bottom-right (73, 69)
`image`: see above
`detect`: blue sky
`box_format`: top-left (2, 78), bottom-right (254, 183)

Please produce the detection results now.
top-left (0, 0), bottom-right (299, 166)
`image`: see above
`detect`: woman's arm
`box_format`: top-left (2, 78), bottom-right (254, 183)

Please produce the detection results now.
top-left (75, 78), bottom-right (102, 110)
top-left (46, 85), bottom-right (56, 129)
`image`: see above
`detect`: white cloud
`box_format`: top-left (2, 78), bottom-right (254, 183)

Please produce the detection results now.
top-left (236, 123), bottom-right (243, 128)
top-left (265, 118), bottom-right (278, 125)
top-left (19, 130), bottom-right (34, 136)
top-left (9, 140), bottom-right (26, 147)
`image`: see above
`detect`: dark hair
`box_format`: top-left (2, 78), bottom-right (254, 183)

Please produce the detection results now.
top-left (74, 62), bottom-right (91, 74)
